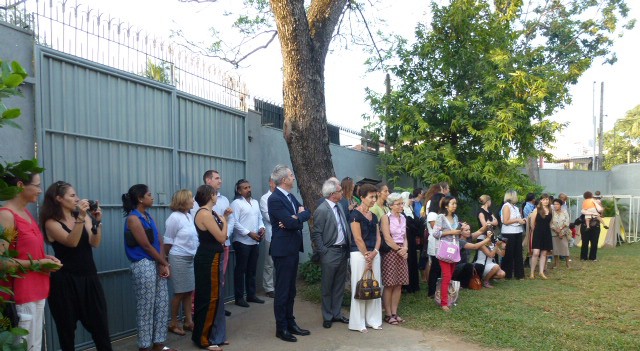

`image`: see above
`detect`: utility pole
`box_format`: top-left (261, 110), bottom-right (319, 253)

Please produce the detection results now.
top-left (598, 82), bottom-right (604, 170)
top-left (384, 73), bottom-right (391, 154)
top-left (592, 81), bottom-right (596, 171)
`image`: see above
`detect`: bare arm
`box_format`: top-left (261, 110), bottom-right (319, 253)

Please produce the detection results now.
top-left (197, 212), bottom-right (228, 244)
top-left (127, 216), bottom-right (168, 266)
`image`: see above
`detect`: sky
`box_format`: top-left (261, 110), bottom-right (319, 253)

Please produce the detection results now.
top-left (51, 0), bottom-right (640, 157)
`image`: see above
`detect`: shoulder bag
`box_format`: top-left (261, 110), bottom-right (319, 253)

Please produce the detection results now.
top-left (435, 215), bottom-right (461, 263)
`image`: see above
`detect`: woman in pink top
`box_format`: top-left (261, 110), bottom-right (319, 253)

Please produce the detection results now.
top-left (0, 173), bottom-right (62, 351)
top-left (380, 193), bottom-right (409, 325)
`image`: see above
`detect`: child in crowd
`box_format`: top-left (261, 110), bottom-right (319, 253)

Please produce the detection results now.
top-left (582, 190), bottom-right (608, 229)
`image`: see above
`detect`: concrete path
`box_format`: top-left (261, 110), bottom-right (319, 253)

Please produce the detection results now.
top-left (110, 296), bottom-right (496, 351)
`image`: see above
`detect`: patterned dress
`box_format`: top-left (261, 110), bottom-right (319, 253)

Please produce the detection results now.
top-left (381, 213), bottom-right (409, 286)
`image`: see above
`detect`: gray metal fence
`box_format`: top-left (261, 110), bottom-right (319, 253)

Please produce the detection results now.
top-left (36, 46), bottom-right (246, 350)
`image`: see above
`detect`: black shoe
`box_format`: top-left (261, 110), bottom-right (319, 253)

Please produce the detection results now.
top-left (323, 320), bottom-right (332, 328)
top-left (235, 298), bottom-right (250, 307)
top-left (332, 316), bottom-right (349, 324)
top-left (276, 329), bottom-right (297, 342)
top-left (265, 291), bottom-right (275, 298)
top-left (288, 324), bottom-right (311, 336)
top-left (247, 296), bottom-right (265, 304)
top-left (225, 309), bottom-right (232, 316)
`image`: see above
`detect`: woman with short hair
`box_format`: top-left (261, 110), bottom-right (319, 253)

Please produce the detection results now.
top-left (380, 193), bottom-right (409, 325)
top-left (348, 184), bottom-right (382, 333)
top-left (164, 189), bottom-right (198, 335)
top-left (500, 190), bottom-right (527, 280)
top-left (550, 198), bottom-right (571, 269)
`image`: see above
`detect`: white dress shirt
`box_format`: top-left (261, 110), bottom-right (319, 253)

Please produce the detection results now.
top-left (231, 197), bottom-right (265, 246)
top-left (326, 199), bottom-right (346, 246)
top-left (260, 190), bottom-right (272, 242)
top-left (164, 211), bottom-right (199, 256)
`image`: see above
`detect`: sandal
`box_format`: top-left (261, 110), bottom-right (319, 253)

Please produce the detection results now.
top-left (358, 328), bottom-right (368, 333)
top-left (182, 323), bottom-right (194, 332)
top-left (168, 325), bottom-right (186, 336)
top-left (383, 315), bottom-right (392, 324)
top-left (482, 281), bottom-right (494, 288)
top-left (386, 316), bottom-right (398, 325)
top-left (393, 314), bottom-right (405, 323)
top-left (206, 346), bottom-right (223, 351)
top-left (441, 306), bottom-right (451, 312)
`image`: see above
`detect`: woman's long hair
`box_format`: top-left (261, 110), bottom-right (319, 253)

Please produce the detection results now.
top-left (122, 184), bottom-right (148, 216)
top-left (536, 193), bottom-right (550, 218)
top-left (39, 180), bottom-right (73, 238)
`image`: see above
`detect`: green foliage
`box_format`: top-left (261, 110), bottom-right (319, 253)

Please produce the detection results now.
top-left (0, 60), bottom-right (28, 130)
top-left (603, 105), bottom-right (640, 169)
top-left (141, 59), bottom-right (174, 85)
top-left (0, 159), bottom-right (44, 201)
top-left (299, 254), bottom-right (322, 284)
top-left (367, 0), bottom-right (632, 201)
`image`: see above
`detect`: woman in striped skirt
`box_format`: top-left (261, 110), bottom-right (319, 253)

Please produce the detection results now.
top-left (192, 185), bottom-right (231, 351)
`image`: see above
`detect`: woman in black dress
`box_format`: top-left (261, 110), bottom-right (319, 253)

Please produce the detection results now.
top-left (40, 181), bottom-right (112, 351)
top-left (529, 194), bottom-right (552, 280)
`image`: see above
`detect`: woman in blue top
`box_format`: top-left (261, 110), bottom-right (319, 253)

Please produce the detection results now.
top-left (348, 183), bottom-right (382, 333)
top-left (122, 184), bottom-right (176, 351)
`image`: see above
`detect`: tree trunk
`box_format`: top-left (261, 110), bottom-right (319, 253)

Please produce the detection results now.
top-left (270, 0), bottom-right (347, 212)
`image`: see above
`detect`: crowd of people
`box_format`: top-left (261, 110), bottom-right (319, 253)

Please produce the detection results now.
top-left (0, 166), bottom-right (606, 350)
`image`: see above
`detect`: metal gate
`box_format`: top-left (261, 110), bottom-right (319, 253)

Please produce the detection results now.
top-left (35, 46), bottom-right (246, 350)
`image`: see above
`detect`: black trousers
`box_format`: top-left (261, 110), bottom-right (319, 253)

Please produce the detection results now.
top-left (273, 254), bottom-right (299, 331)
top-left (427, 255), bottom-right (441, 297)
top-left (233, 241), bottom-right (260, 300)
top-left (48, 271), bottom-right (112, 351)
top-left (580, 225), bottom-right (600, 260)
top-left (501, 233), bottom-right (525, 279)
top-left (453, 263), bottom-right (474, 288)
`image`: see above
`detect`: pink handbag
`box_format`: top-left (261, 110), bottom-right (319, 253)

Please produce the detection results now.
top-left (436, 238), bottom-right (460, 263)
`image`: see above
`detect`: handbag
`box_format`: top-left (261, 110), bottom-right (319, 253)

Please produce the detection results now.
top-left (436, 238), bottom-right (460, 263)
top-left (124, 227), bottom-right (155, 247)
top-left (434, 278), bottom-right (460, 306)
top-left (469, 268), bottom-right (483, 290)
top-left (354, 268), bottom-right (382, 300)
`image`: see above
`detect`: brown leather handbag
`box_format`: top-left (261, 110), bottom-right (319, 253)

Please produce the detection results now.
top-left (354, 268), bottom-right (382, 300)
top-left (469, 268), bottom-right (483, 290)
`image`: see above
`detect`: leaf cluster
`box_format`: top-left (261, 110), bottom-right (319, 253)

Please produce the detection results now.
top-left (603, 104), bottom-right (640, 170)
top-left (0, 159), bottom-right (44, 201)
top-left (0, 60), bottom-right (28, 130)
top-left (367, 0), bottom-right (631, 201)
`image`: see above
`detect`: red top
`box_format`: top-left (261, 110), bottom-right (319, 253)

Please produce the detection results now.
top-left (0, 208), bottom-right (50, 304)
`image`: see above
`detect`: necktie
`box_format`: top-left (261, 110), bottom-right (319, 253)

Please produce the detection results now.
top-left (334, 205), bottom-right (345, 245)
top-left (287, 193), bottom-right (296, 212)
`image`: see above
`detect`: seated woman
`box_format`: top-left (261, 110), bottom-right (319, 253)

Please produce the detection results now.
top-left (452, 224), bottom-right (491, 289)
top-left (473, 233), bottom-right (506, 288)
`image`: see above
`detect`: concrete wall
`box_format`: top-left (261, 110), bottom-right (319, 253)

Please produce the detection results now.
top-left (608, 163), bottom-right (640, 196)
top-left (538, 169), bottom-right (609, 196)
top-left (0, 22), bottom-right (36, 166)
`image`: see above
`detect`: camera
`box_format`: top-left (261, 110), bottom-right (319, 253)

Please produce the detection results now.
top-left (486, 224), bottom-right (507, 244)
top-left (87, 200), bottom-right (99, 212)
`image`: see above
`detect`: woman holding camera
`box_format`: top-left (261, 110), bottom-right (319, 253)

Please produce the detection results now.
top-left (164, 189), bottom-right (198, 335)
top-left (192, 185), bottom-right (230, 351)
top-left (550, 198), bottom-right (571, 269)
top-left (500, 190), bottom-right (527, 280)
top-left (380, 193), bottom-right (409, 325)
top-left (40, 181), bottom-right (112, 351)
top-left (0, 172), bottom-right (62, 351)
top-left (474, 233), bottom-right (506, 288)
top-left (530, 194), bottom-right (553, 279)
top-left (122, 184), bottom-right (176, 351)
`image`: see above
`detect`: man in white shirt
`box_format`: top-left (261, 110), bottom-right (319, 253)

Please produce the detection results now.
top-left (231, 179), bottom-right (266, 307)
top-left (260, 178), bottom-right (276, 298)
top-left (192, 170), bottom-right (234, 316)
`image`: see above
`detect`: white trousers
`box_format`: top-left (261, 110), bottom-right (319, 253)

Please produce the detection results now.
top-left (262, 240), bottom-right (275, 293)
top-left (16, 299), bottom-right (46, 351)
top-left (348, 251), bottom-right (382, 331)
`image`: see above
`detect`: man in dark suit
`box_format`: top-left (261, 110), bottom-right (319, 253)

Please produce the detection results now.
top-left (267, 164), bottom-right (311, 342)
top-left (311, 177), bottom-right (351, 329)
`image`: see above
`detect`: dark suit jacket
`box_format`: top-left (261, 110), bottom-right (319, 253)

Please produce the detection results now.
top-left (310, 199), bottom-right (352, 263)
top-left (268, 188), bottom-right (311, 257)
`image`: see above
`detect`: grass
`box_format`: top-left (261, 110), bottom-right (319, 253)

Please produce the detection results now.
top-left (299, 244), bottom-right (640, 351)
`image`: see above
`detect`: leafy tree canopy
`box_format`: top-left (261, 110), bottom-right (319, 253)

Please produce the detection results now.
top-left (367, 0), bottom-right (633, 202)
top-left (604, 104), bottom-right (640, 170)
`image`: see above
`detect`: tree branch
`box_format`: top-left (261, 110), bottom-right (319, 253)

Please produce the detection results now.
top-left (307, 0), bottom-right (349, 56)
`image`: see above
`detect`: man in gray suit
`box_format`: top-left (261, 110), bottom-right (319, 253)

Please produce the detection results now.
top-left (311, 177), bottom-right (351, 329)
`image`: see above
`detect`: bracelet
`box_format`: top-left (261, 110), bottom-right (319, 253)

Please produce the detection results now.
top-left (75, 220), bottom-right (85, 224)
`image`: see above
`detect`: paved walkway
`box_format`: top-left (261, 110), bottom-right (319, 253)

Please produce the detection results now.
top-left (110, 296), bottom-right (496, 351)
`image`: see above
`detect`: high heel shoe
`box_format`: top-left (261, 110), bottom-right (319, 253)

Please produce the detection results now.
top-left (539, 273), bottom-right (548, 280)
